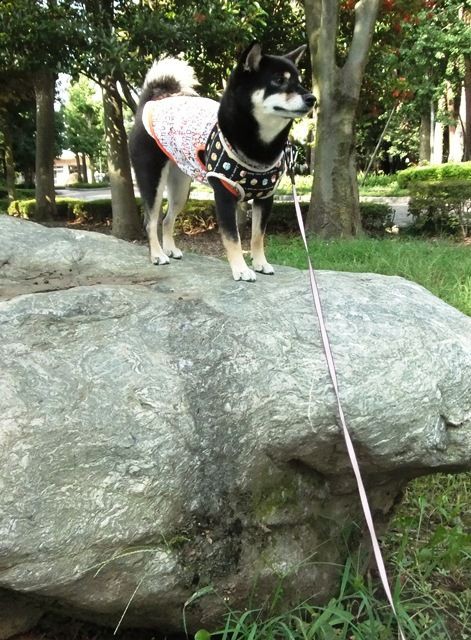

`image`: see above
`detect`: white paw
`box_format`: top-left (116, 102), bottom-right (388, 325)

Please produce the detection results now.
top-left (232, 267), bottom-right (257, 282)
top-left (253, 261), bottom-right (274, 275)
top-left (165, 247), bottom-right (183, 260)
top-left (151, 253), bottom-right (170, 265)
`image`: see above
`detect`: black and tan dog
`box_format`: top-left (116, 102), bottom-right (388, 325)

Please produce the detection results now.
top-left (129, 43), bottom-right (314, 282)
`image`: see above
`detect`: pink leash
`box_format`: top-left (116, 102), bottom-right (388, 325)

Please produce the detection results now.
top-left (285, 148), bottom-right (406, 640)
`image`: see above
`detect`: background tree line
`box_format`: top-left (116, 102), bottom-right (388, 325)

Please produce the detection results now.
top-left (0, 0), bottom-right (470, 239)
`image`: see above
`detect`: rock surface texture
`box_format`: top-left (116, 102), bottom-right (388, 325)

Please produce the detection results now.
top-left (1, 216), bottom-right (470, 635)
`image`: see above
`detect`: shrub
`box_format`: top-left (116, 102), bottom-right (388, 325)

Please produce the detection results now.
top-left (408, 179), bottom-right (471, 237)
top-left (258, 201), bottom-right (394, 236)
top-left (397, 162), bottom-right (471, 189)
top-left (65, 181), bottom-right (110, 189)
top-left (7, 197), bottom-right (114, 222)
top-left (360, 202), bottom-right (395, 235)
top-left (7, 199), bottom-right (38, 218)
top-left (175, 200), bottom-right (216, 233)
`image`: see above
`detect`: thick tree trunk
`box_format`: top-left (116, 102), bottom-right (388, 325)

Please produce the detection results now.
top-left (102, 75), bottom-right (141, 241)
top-left (34, 69), bottom-right (56, 219)
top-left (304, 0), bottom-right (380, 237)
top-left (419, 109), bottom-right (431, 164)
top-left (0, 115), bottom-right (17, 201)
top-left (311, 100), bottom-right (362, 235)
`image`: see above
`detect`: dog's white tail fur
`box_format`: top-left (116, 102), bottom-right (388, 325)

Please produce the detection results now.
top-left (143, 58), bottom-right (199, 93)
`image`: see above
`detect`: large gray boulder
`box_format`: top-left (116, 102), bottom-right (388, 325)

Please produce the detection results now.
top-left (0, 216), bottom-right (470, 635)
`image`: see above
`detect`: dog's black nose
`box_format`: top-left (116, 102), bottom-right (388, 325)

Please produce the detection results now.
top-left (303, 93), bottom-right (316, 108)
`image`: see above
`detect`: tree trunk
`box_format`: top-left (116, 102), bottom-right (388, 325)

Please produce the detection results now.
top-left (304, 0), bottom-right (380, 237)
top-left (89, 158), bottom-right (96, 183)
top-left (306, 122), bottom-right (316, 174)
top-left (447, 82), bottom-right (463, 163)
top-left (102, 75), bottom-right (141, 241)
top-left (311, 100), bottom-right (362, 235)
top-left (464, 55), bottom-right (471, 161)
top-left (34, 69), bottom-right (56, 219)
top-left (82, 153), bottom-right (89, 184)
top-left (431, 97), bottom-right (444, 164)
top-left (0, 115), bottom-right (17, 201)
top-left (75, 153), bottom-right (83, 183)
top-left (419, 109), bottom-right (431, 164)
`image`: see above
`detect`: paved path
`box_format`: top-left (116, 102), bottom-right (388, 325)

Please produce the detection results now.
top-left (57, 188), bottom-right (411, 228)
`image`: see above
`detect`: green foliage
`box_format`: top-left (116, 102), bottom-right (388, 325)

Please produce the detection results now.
top-left (397, 162), bottom-right (471, 188)
top-left (173, 199), bottom-right (216, 233)
top-left (194, 554), bottom-right (456, 639)
top-left (63, 77), bottom-right (106, 166)
top-left (7, 197), bottom-right (113, 222)
top-left (358, 173), bottom-right (409, 197)
top-left (387, 473), bottom-right (471, 640)
top-left (408, 179), bottom-right (471, 237)
top-left (360, 202), bottom-right (395, 235)
top-left (0, 0), bottom-right (82, 74)
top-left (356, 0), bottom-right (471, 168)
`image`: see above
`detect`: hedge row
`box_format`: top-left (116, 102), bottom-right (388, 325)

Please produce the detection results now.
top-left (7, 197), bottom-right (114, 221)
top-left (408, 179), bottom-right (471, 237)
top-left (184, 200), bottom-right (395, 235)
top-left (5, 196), bottom-right (395, 236)
top-left (397, 161), bottom-right (471, 188)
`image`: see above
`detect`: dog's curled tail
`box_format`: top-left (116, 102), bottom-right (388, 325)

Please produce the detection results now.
top-left (138, 58), bottom-right (199, 107)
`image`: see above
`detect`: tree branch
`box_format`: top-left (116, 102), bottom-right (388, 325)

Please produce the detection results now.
top-left (342, 0), bottom-right (380, 99)
top-left (116, 69), bottom-right (137, 114)
top-left (304, 0), bottom-right (339, 98)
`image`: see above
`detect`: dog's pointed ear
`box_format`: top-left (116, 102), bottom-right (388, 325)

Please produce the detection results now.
top-left (284, 45), bottom-right (307, 66)
top-left (240, 42), bottom-right (263, 72)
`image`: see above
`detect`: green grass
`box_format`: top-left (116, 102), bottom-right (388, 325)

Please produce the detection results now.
top-left (275, 173), bottom-right (409, 198)
top-left (359, 172), bottom-right (409, 197)
top-left (266, 235), bottom-right (471, 316)
top-left (196, 536), bottom-right (469, 639)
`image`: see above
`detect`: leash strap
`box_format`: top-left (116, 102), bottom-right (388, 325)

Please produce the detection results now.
top-left (284, 146), bottom-right (406, 640)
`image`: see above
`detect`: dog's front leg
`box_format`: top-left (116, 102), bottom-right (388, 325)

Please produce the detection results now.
top-left (251, 196), bottom-right (274, 275)
top-left (209, 178), bottom-right (256, 282)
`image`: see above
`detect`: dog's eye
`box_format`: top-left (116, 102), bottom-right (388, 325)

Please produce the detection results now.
top-left (271, 75), bottom-right (285, 88)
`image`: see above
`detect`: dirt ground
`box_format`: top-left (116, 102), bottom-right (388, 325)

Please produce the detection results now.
top-left (12, 614), bottom-right (187, 640)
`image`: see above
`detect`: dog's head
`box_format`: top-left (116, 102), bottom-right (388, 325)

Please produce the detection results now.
top-left (231, 43), bottom-right (315, 122)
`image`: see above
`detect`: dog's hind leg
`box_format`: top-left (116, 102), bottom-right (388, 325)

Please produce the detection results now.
top-left (163, 163), bottom-right (191, 259)
top-left (251, 196), bottom-right (274, 275)
top-left (145, 162), bottom-right (170, 265)
top-left (128, 125), bottom-right (170, 265)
